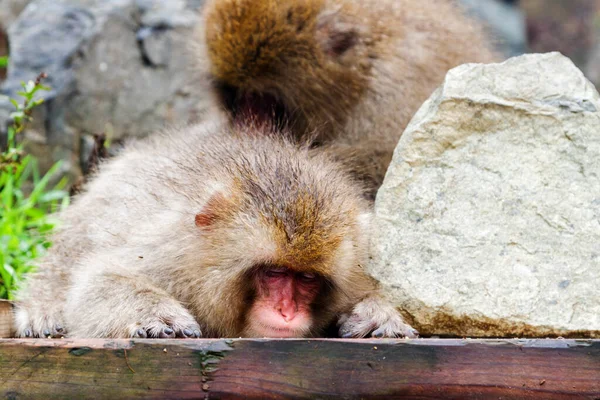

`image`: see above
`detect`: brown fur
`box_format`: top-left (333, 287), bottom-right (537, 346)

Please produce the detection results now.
top-left (197, 0), bottom-right (498, 197)
top-left (13, 120), bottom-right (416, 339)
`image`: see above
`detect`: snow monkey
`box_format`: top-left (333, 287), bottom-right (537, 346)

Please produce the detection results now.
top-left (198, 0), bottom-right (497, 197)
top-left (14, 121), bottom-right (417, 339)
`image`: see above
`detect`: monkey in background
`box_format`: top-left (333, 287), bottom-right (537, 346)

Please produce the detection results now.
top-left (13, 121), bottom-right (417, 339)
top-left (197, 0), bottom-right (497, 197)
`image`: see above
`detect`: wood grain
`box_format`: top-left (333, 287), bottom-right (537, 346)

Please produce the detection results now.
top-left (0, 301), bottom-right (12, 338)
top-left (1, 338), bottom-right (599, 399)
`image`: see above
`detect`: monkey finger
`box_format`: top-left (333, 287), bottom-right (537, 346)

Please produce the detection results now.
top-left (51, 324), bottom-right (67, 338)
top-left (371, 325), bottom-right (419, 339)
top-left (43, 327), bottom-right (66, 339)
top-left (405, 328), bottom-right (419, 339)
top-left (371, 328), bottom-right (385, 338)
top-left (134, 326), bottom-right (175, 338)
top-left (37, 324), bottom-right (67, 339)
top-left (159, 327), bottom-right (176, 338)
top-left (178, 327), bottom-right (202, 339)
top-left (134, 328), bottom-right (148, 338)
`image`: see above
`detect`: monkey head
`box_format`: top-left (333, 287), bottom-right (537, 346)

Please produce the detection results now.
top-left (187, 133), bottom-right (374, 338)
top-left (200, 0), bottom-right (377, 139)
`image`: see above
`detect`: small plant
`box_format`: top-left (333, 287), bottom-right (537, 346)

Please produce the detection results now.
top-left (0, 56), bottom-right (7, 68)
top-left (0, 73), bottom-right (69, 300)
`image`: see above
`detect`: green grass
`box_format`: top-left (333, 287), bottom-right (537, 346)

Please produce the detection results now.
top-left (0, 74), bottom-right (69, 300)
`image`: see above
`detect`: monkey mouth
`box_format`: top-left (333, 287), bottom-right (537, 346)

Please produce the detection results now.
top-left (258, 325), bottom-right (301, 338)
top-left (252, 318), bottom-right (311, 338)
top-left (213, 81), bottom-right (293, 131)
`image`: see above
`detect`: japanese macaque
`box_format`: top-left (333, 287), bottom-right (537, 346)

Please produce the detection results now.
top-left (197, 0), bottom-right (497, 197)
top-left (14, 121), bottom-right (417, 339)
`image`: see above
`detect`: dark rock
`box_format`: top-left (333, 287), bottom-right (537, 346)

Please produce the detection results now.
top-left (0, 0), bottom-right (211, 184)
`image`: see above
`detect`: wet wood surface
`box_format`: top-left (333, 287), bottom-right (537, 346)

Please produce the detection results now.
top-left (1, 338), bottom-right (599, 399)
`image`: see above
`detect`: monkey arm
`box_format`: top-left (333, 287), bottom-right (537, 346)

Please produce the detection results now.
top-left (61, 254), bottom-right (202, 338)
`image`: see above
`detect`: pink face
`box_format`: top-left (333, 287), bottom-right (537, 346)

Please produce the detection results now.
top-left (245, 267), bottom-right (323, 338)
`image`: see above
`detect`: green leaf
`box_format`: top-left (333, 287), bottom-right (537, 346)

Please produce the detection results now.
top-left (0, 74), bottom-right (63, 299)
top-left (39, 190), bottom-right (69, 203)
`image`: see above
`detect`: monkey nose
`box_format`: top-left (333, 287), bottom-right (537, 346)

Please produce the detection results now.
top-left (280, 311), bottom-right (296, 322)
top-left (278, 303), bottom-right (297, 322)
top-left (281, 313), bottom-right (295, 322)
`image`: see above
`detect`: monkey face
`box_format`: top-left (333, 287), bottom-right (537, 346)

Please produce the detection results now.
top-left (185, 132), bottom-right (373, 337)
top-left (242, 265), bottom-right (328, 337)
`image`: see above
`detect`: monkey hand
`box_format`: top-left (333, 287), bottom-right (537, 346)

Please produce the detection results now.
top-left (338, 295), bottom-right (418, 339)
top-left (125, 297), bottom-right (202, 339)
top-left (14, 304), bottom-right (67, 339)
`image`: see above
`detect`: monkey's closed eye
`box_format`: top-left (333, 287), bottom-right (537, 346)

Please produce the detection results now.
top-left (298, 272), bottom-right (317, 283)
top-left (265, 268), bottom-right (288, 278)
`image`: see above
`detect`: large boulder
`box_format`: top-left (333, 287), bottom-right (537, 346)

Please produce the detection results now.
top-left (0, 0), bottom-right (212, 182)
top-left (370, 52), bottom-right (600, 338)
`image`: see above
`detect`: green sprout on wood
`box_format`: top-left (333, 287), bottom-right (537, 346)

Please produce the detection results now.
top-left (0, 73), bottom-right (70, 300)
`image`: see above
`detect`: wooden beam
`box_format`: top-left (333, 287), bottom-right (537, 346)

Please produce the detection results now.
top-left (0, 301), bottom-right (12, 339)
top-left (1, 338), bottom-right (599, 398)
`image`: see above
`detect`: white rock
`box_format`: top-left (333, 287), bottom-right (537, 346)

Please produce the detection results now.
top-left (370, 52), bottom-right (600, 337)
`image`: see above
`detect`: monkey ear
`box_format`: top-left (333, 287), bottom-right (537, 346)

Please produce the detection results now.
top-left (195, 192), bottom-right (233, 229)
top-left (315, 9), bottom-right (359, 58)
